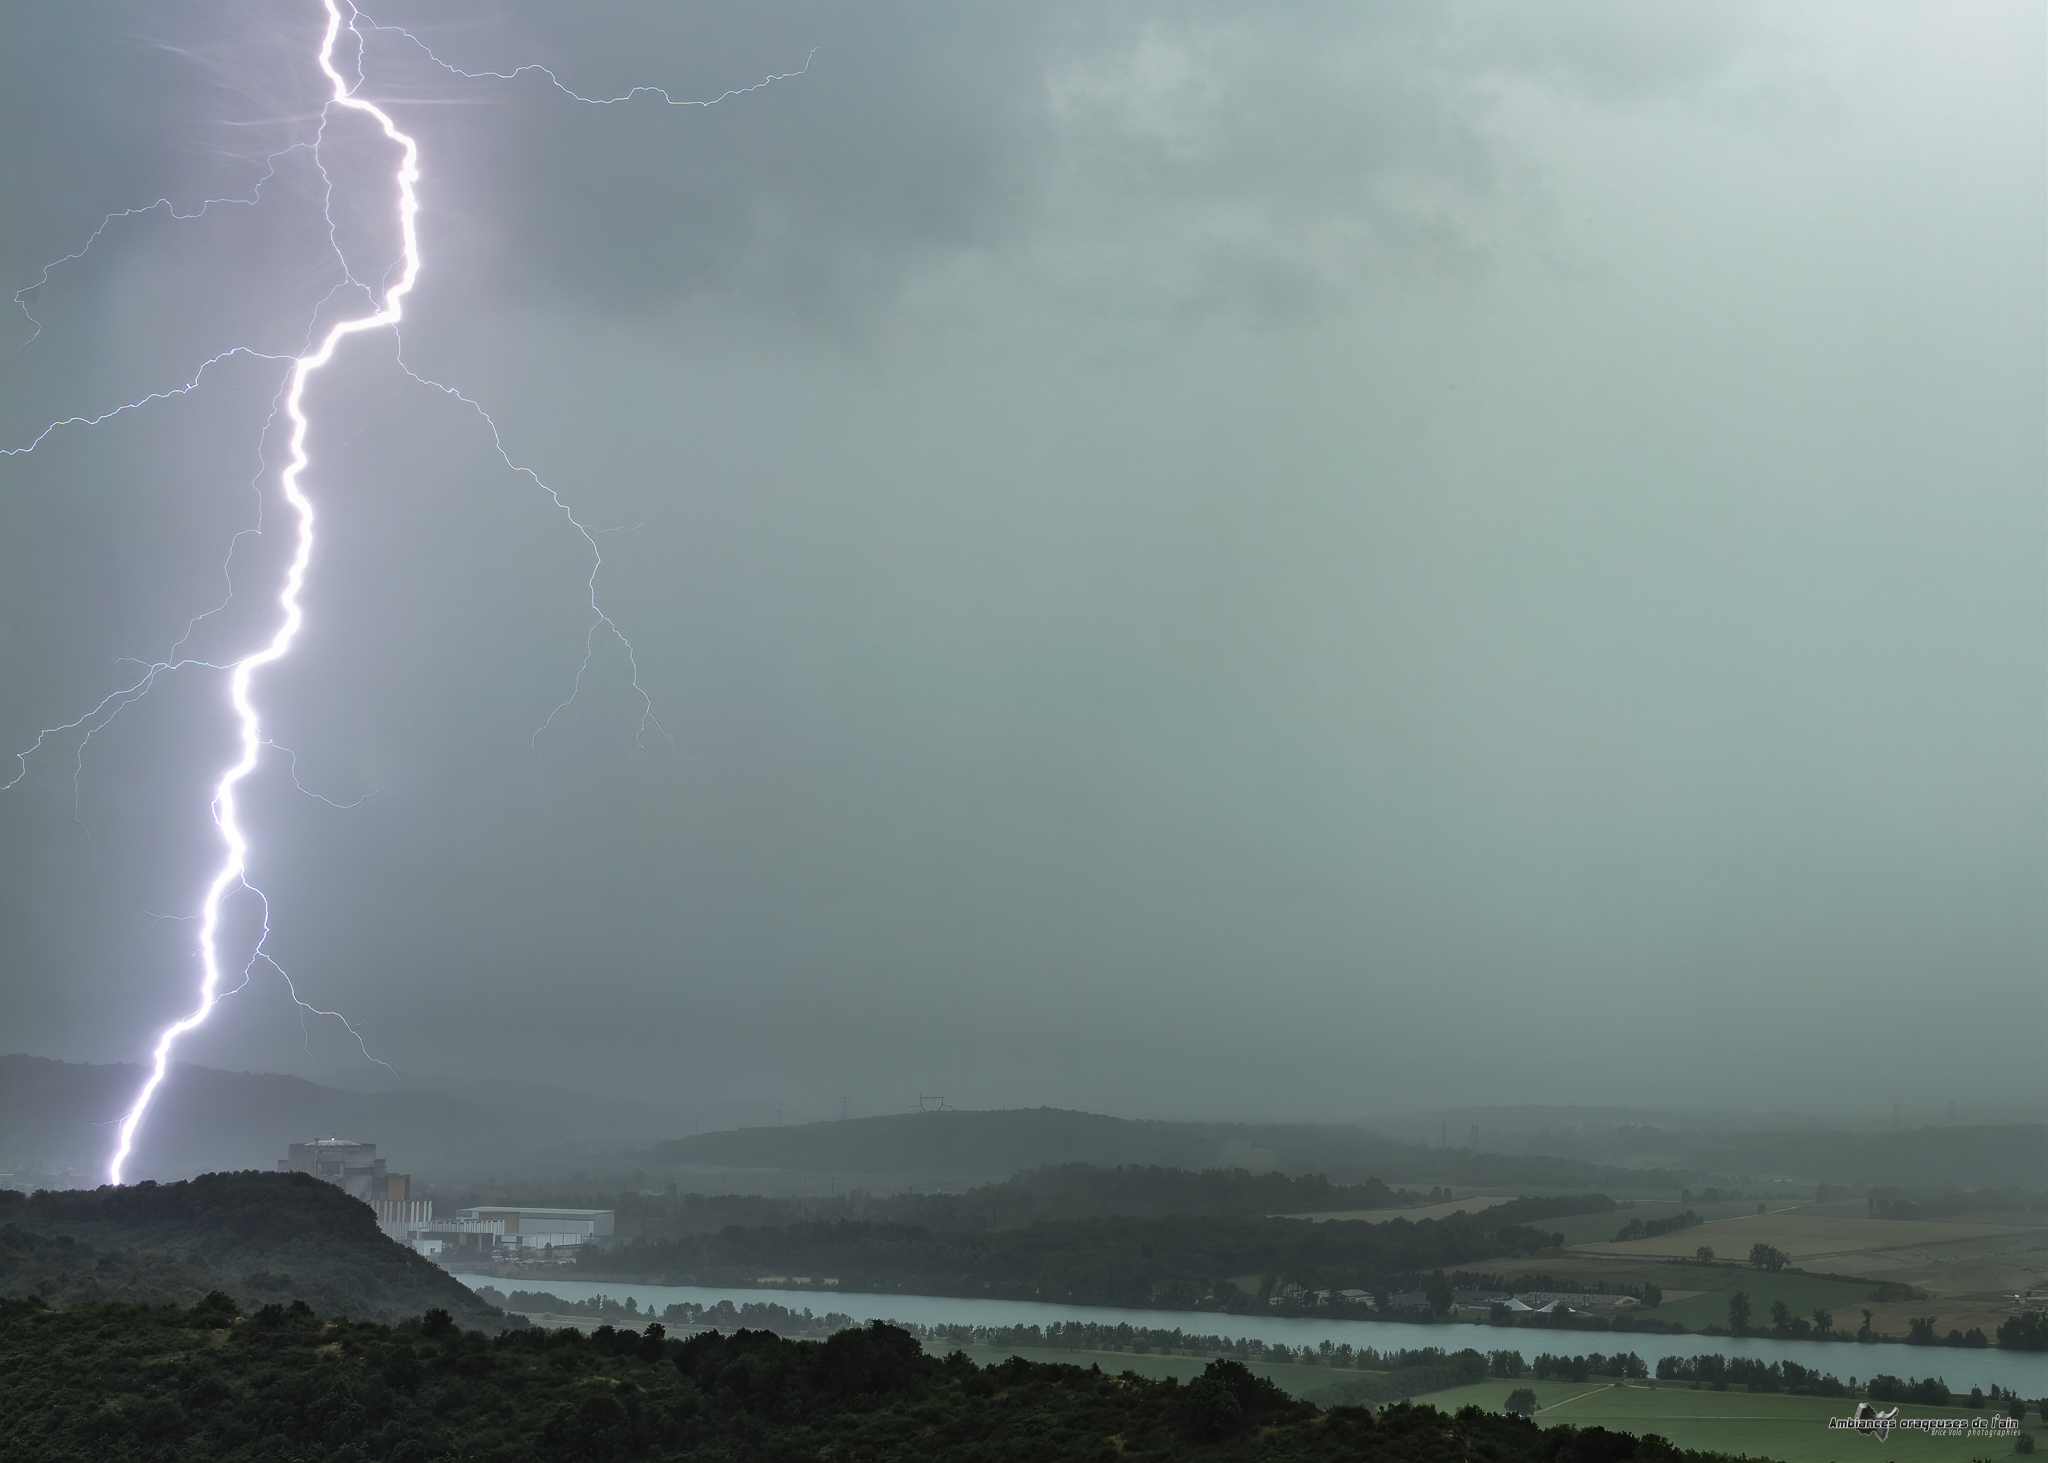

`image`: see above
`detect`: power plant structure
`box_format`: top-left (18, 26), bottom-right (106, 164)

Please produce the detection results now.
top-left (277, 1138), bottom-right (610, 1260)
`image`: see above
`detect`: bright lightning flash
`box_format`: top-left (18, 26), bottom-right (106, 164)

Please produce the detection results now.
top-left (5, 1), bottom-right (807, 1187)
top-left (104, 0), bottom-right (422, 1185)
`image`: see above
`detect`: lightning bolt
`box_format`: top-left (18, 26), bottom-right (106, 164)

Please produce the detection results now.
top-left (100, 0), bottom-right (424, 1185)
top-left (2, 2), bottom-right (808, 1185)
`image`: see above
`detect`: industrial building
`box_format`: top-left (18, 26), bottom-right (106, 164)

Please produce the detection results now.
top-left (277, 1137), bottom-right (411, 1204)
top-left (276, 1138), bottom-right (611, 1259)
top-left (453, 1206), bottom-right (614, 1251)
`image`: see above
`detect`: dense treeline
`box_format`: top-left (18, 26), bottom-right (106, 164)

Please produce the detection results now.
top-left (0, 1174), bottom-right (505, 1330)
top-left (575, 1208), bottom-right (1567, 1309)
top-left (476, 1287), bottom-right (862, 1338)
top-left (477, 1285), bottom-right (1514, 1377)
top-left (485, 1164), bottom-right (1452, 1242)
top-left (1613, 1211), bottom-right (1701, 1243)
top-left (0, 1292), bottom-right (1753, 1463)
top-left (1653, 1353), bottom-right (1848, 1395)
top-left (1998, 1313), bottom-right (2048, 1351)
top-left (1479, 1195), bottom-right (1617, 1226)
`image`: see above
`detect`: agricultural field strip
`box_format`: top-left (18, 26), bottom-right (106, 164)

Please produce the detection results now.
top-left (1421, 1378), bottom-right (2048, 1463)
top-left (1577, 1213), bottom-right (2039, 1260)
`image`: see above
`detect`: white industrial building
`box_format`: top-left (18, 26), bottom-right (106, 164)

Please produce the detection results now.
top-left (275, 1139), bottom-right (611, 1258)
top-left (453, 1206), bottom-right (614, 1251)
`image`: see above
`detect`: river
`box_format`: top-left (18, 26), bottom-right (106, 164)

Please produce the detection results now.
top-left (449, 1274), bottom-right (2046, 1395)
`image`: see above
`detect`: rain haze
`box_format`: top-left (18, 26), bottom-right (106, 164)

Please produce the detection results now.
top-left (1, 0), bottom-right (2041, 1159)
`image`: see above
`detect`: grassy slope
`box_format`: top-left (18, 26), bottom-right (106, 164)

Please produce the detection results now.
top-left (1416, 1379), bottom-right (2045, 1463)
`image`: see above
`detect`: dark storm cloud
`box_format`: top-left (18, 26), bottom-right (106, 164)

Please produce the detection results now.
top-left (378, 1), bottom-right (1774, 327)
top-left (1, 2), bottom-right (2041, 1152)
top-left (369, 1), bottom-right (1060, 322)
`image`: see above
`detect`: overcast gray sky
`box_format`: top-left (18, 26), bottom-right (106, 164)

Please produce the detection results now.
top-left (1, 1), bottom-right (2041, 1133)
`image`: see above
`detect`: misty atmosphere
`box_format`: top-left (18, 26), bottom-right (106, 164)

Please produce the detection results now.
top-left (0, 4), bottom-right (2042, 1459)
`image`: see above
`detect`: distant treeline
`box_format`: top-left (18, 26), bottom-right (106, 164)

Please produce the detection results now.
top-left (467, 1158), bottom-right (1676, 1246)
top-left (470, 1286), bottom-right (858, 1338)
top-left (454, 1289), bottom-right (2048, 1417)
top-left (1613, 1210), bottom-right (1702, 1243)
top-left (572, 1207), bottom-right (1569, 1311)
top-left (1476, 1195), bottom-right (1615, 1226)
top-left (476, 1164), bottom-right (1458, 1242)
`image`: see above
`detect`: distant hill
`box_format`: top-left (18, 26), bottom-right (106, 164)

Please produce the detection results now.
top-left (0, 1170), bottom-right (509, 1330)
top-left (0, 1054), bottom-right (502, 1181)
top-left (1669, 1125), bottom-right (2048, 1192)
top-left (650, 1108), bottom-right (1625, 1190)
top-left (1362, 1105), bottom-right (2048, 1191)
top-left (0, 1054), bottom-right (722, 1184)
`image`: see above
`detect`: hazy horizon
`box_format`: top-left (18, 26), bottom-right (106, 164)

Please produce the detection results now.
top-left (2, 1), bottom-right (2041, 1158)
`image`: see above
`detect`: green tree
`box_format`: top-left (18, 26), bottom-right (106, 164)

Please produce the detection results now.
top-left (1695, 1245), bottom-right (1715, 1262)
top-left (1748, 1243), bottom-right (1788, 1272)
top-left (1424, 1273), bottom-right (1454, 1315)
top-left (1769, 1300), bottom-right (1794, 1333)
top-left (1812, 1309), bottom-right (1833, 1338)
top-left (1505, 1388), bottom-right (1538, 1417)
top-left (1996, 1313), bottom-right (2048, 1351)
top-left (1727, 1292), bottom-right (1752, 1334)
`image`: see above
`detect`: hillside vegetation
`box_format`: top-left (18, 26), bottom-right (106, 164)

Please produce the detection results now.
top-left (573, 1206), bottom-right (1572, 1310)
top-left (0, 1172), bottom-right (508, 1331)
top-left (0, 1294), bottom-right (1745, 1463)
top-left (651, 1108), bottom-right (1641, 1188)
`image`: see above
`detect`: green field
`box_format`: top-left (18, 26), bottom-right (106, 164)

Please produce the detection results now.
top-left (1543, 1200), bottom-right (1801, 1249)
top-left (1650, 1270), bottom-right (1887, 1336)
top-left (930, 1346), bottom-right (2048, 1462)
top-left (1416, 1380), bottom-right (2044, 1463)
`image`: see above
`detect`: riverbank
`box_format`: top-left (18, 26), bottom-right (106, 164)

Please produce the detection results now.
top-left (451, 1275), bottom-right (2048, 1395)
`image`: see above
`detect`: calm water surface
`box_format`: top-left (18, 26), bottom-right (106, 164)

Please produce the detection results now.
top-left (450, 1274), bottom-right (2047, 1395)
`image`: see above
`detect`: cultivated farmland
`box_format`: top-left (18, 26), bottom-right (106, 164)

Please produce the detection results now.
top-left (1416, 1379), bottom-right (2043, 1463)
top-left (1579, 1211), bottom-right (2040, 1267)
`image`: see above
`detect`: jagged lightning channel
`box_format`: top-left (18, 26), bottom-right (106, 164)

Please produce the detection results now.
top-left (103, 0), bottom-right (422, 1185)
top-left (4, 1), bottom-right (808, 1184)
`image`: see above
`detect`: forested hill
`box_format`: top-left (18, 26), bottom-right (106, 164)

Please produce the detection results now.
top-left (0, 1296), bottom-right (1741, 1463)
top-left (895, 1165), bottom-right (1432, 1226)
top-left (652, 1108), bottom-right (1633, 1188)
top-left (0, 1171), bottom-right (508, 1331)
top-left (576, 1208), bottom-right (1573, 1310)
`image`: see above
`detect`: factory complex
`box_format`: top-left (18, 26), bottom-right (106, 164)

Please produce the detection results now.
top-left (279, 1137), bottom-right (611, 1260)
